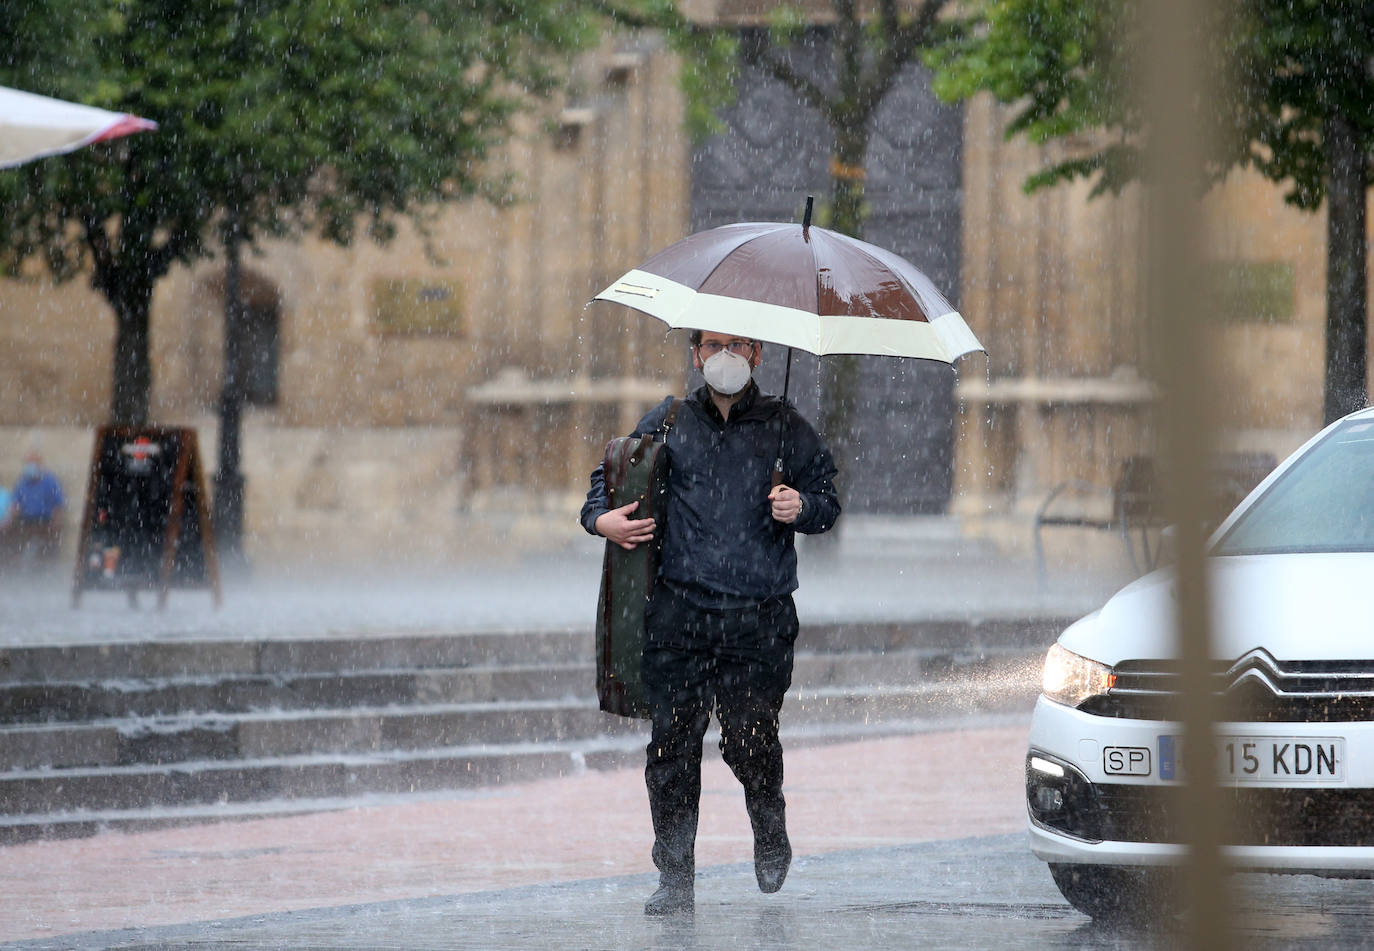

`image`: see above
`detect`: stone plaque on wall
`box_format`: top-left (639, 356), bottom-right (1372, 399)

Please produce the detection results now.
top-left (371, 279), bottom-right (464, 336)
top-left (690, 31), bottom-right (965, 515)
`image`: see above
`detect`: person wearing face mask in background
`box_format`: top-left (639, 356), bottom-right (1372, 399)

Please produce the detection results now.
top-left (6, 451), bottom-right (66, 570)
top-left (580, 328), bottom-right (840, 916)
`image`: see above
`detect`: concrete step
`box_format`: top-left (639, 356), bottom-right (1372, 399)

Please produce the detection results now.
top-left (0, 618), bottom-right (1053, 843)
top-left (0, 630), bottom-right (593, 685)
top-left (0, 642), bottom-right (1024, 725)
top-left (0, 704), bottom-right (1039, 846)
top-left (0, 740), bottom-right (618, 837)
top-left (0, 617), bottom-right (1068, 686)
top-left (0, 699), bottom-right (641, 771)
top-left (0, 663), bottom-right (590, 724)
top-left (0, 649), bottom-right (1040, 771)
top-left (0, 660), bottom-right (1041, 820)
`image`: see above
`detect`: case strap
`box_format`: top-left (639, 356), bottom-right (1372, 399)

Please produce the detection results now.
top-left (628, 398), bottom-right (683, 466)
top-left (661, 397), bottom-right (683, 434)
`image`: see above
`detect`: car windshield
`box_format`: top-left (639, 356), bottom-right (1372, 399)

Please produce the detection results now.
top-left (1215, 418), bottom-right (1374, 555)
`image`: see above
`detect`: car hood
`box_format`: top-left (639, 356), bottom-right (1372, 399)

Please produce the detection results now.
top-left (1058, 553), bottom-right (1374, 665)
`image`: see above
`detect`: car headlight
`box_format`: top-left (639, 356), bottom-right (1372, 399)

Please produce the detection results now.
top-left (1041, 643), bottom-right (1116, 707)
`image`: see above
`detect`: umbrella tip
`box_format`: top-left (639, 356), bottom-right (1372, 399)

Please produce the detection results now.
top-left (802, 195), bottom-right (814, 234)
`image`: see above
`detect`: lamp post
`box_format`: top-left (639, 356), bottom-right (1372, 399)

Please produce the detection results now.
top-left (213, 217), bottom-right (248, 567)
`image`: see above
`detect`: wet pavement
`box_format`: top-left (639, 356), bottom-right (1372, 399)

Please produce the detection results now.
top-left (2, 717), bottom-right (1032, 947)
top-left (0, 521), bottom-right (1133, 646)
top-left (8, 835), bottom-right (1078, 950)
top-left (6, 710), bottom-right (1374, 950)
top-left (11, 524), bottom-right (1310, 948)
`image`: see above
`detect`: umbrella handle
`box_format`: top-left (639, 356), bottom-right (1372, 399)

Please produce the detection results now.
top-left (771, 346), bottom-right (794, 490)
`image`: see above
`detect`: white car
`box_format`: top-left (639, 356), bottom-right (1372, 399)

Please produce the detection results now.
top-left (1026, 406), bottom-right (1374, 921)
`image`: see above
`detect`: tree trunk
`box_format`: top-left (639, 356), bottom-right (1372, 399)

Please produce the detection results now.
top-left (830, 124), bottom-right (867, 240)
top-left (108, 281), bottom-right (153, 426)
top-left (814, 5), bottom-right (872, 477)
top-left (820, 120), bottom-right (871, 477)
top-left (214, 229), bottom-right (248, 565)
top-left (1322, 112), bottom-right (1369, 424)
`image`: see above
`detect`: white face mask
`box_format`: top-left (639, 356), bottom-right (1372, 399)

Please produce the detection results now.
top-left (702, 349), bottom-right (752, 396)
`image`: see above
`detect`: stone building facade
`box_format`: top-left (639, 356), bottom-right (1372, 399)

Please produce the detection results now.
top-left (954, 94), bottom-right (1344, 542)
top-left (0, 23), bottom-right (1366, 570)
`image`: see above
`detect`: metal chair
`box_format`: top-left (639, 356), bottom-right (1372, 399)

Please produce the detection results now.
top-left (1034, 455), bottom-right (1162, 588)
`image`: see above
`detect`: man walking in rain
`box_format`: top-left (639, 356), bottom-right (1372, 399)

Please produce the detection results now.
top-left (580, 329), bottom-right (840, 915)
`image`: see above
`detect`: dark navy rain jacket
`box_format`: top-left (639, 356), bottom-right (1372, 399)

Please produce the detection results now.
top-left (580, 382), bottom-right (840, 605)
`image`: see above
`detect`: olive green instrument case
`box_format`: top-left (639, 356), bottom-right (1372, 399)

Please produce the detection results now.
top-left (594, 399), bottom-right (681, 718)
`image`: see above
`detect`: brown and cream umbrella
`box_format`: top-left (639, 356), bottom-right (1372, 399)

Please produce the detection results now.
top-left (593, 198), bottom-right (983, 369)
top-left (592, 198), bottom-right (983, 484)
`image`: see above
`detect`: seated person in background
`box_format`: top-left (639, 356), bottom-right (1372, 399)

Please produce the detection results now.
top-left (8, 452), bottom-right (66, 567)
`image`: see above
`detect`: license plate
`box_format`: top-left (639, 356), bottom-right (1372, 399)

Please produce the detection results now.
top-left (1158, 735), bottom-right (1345, 783)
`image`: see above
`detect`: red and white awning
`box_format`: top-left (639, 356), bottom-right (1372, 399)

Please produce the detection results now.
top-left (0, 85), bottom-right (157, 169)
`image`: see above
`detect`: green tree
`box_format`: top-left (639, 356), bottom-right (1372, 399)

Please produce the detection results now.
top-left (0, 0), bottom-right (598, 427)
top-left (740, 1), bottom-right (958, 240)
top-left (928, 0), bottom-right (1373, 424)
top-left (598, 0), bottom-right (960, 235)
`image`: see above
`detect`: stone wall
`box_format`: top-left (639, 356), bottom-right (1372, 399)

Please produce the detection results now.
top-left (952, 95), bottom-right (1354, 548)
top-left (0, 419), bottom-right (604, 571)
top-left (2, 36), bottom-right (1368, 567)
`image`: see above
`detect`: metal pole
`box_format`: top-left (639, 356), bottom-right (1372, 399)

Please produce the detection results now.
top-left (1144, 0), bottom-right (1234, 944)
top-left (214, 219), bottom-right (248, 568)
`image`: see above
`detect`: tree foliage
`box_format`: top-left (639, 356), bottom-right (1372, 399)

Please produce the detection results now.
top-left (1231, 2), bottom-right (1374, 211)
top-left (928, 0), bottom-right (1373, 420)
top-left (580, 0), bottom-right (739, 143)
top-left (741, 0), bottom-right (961, 239)
top-left (928, 0), bottom-right (1374, 205)
top-left (927, 0), bottom-right (1140, 196)
top-left (0, 0), bottom-right (600, 423)
top-left (596, 0), bottom-right (963, 236)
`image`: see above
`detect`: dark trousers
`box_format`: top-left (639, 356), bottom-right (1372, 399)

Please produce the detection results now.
top-left (641, 584), bottom-right (798, 885)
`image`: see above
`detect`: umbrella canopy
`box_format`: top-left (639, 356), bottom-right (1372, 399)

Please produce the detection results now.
top-left (593, 220), bottom-right (983, 364)
top-left (0, 85), bottom-right (157, 170)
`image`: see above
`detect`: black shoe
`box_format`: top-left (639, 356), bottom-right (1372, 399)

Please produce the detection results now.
top-left (644, 882), bottom-right (694, 916)
top-left (755, 835), bottom-right (791, 894)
